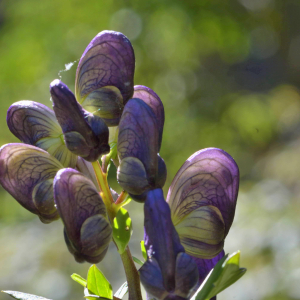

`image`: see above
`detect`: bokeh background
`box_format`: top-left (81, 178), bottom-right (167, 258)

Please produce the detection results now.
top-left (0, 0), bottom-right (300, 299)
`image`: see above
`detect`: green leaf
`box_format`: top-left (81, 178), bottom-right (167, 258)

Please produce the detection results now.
top-left (140, 240), bottom-right (147, 261)
top-left (114, 282), bottom-right (128, 299)
top-left (1, 291), bottom-right (51, 300)
top-left (132, 256), bottom-right (144, 266)
top-left (191, 251), bottom-right (246, 300)
top-left (71, 273), bottom-right (87, 287)
top-left (84, 288), bottom-right (111, 300)
top-left (112, 207), bottom-right (133, 254)
top-left (87, 265), bottom-right (113, 300)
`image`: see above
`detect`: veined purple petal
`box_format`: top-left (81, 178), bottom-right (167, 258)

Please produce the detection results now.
top-left (76, 157), bottom-right (99, 190)
top-left (118, 98), bottom-right (159, 184)
top-left (7, 101), bottom-right (61, 143)
top-left (53, 168), bottom-right (112, 263)
top-left (50, 79), bottom-right (110, 162)
top-left (133, 85), bottom-right (164, 150)
top-left (166, 148), bottom-right (239, 237)
top-left (75, 30), bottom-right (135, 104)
top-left (7, 101), bottom-right (77, 168)
top-left (0, 143), bottom-right (63, 223)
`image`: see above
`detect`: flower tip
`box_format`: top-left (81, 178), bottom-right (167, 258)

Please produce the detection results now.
top-left (50, 79), bottom-right (62, 88)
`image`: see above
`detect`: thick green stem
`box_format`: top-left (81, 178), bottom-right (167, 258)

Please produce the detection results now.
top-left (120, 246), bottom-right (143, 300)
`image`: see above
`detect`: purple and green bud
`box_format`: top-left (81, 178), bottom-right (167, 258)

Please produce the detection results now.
top-left (139, 189), bottom-right (199, 300)
top-left (117, 87), bottom-right (166, 202)
top-left (166, 148), bottom-right (239, 259)
top-left (0, 143), bottom-right (63, 223)
top-left (75, 30), bottom-right (135, 126)
top-left (53, 168), bottom-right (112, 263)
top-left (50, 79), bottom-right (110, 162)
top-left (7, 100), bottom-right (77, 168)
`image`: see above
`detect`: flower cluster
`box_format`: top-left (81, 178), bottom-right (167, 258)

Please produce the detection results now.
top-left (0, 31), bottom-right (239, 300)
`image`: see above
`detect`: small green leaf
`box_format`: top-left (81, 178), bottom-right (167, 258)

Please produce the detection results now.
top-left (1, 291), bottom-right (51, 300)
top-left (71, 273), bottom-right (87, 287)
top-left (140, 240), bottom-right (147, 261)
top-left (112, 207), bottom-right (133, 254)
top-left (132, 256), bottom-right (144, 266)
top-left (191, 251), bottom-right (246, 300)
top-left (87, 265), bottom-right (113, 300)
top-left (114, 282), bottom-right (128, 299)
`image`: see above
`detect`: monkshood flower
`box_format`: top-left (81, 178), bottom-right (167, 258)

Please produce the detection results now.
top-left (117, 85), bottom-right (167, 202)
top-left (50, 79), bottom-right (110, 162)
top-left (75, 30), bottom-right (135, 127)
top-left (53, 168), bottom-right (112, 263)
top-left (0, 143), bottom-right (63, 223)
top-left (166, 148), bottom-right (239, 286)
top-left (139, 188), bottom-right (199, 300)
top-left (7, 100), bottom-right (77, 168)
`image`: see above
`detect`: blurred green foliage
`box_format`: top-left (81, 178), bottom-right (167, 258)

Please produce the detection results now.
top-left (0, 0), bottom-right (300, 299)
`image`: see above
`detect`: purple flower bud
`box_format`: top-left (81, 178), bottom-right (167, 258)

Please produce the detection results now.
top-left (6, 101), bottom-right (77, 168)
top-left (0, 143), bottom-right (63, 223)
top-left (166, 148), bottom-right (239, 287)
top-left (76, 31), bottom-right (135, 126)
top-left (139, 189), bottom-right (199, 299)
top-left (53, 168), bottom-right (112, 263)
top-left (50, 79), bottom-right (110, 162)
top-left (117, 95), bottom-right (166, 202)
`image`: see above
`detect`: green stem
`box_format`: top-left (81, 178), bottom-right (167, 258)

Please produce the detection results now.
top-left (92, 159), bottom-right (142, 300)
top-left (92, 160), bottom-right (115, 220)
top-left (120, 246), bottom-right (143, 300)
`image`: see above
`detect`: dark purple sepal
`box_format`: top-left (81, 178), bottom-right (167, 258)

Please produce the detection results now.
top-left (140, 189), bottom-right (198, 299)
top-left (0, 143), bottom-right (62, 223)
top-left (117, 157), bottom-right (150, 195)
top-left (53, 168), bottom-right (112, 263)
top-left (75, 30), bottom-right (135, 105)
top-left (144, 189), bottom-right (185, 292)
top-left (156, 154), bottom-right (167, 188)
top-left (167, 148), bottom-right (239, 237)
top-left (50, 79), bottom-right (110, 162)
top-left (133, 85), bottom-right (165, 150)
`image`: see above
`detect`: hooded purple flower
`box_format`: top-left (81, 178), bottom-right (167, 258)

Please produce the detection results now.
top-left (50, 79), bottom-right (110, 162)
top-left (166, 148), bottom-right (239, 286)
top-left (139, 189), bottom-right (199, 300)
top-left (117, 86), bottom-right (166, 202)
top-left (0, 143), bottom-right (63, 223)
top-left (53, 168), bottom-right (112, 263)
top-left (75, 30), bottom-right (135, 126)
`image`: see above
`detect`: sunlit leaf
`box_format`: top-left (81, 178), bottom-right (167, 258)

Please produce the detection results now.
top-left (71, 273), bottom-right (87, 287)
top-left (87, 265), bottom-right (113, 300)
top-left (112, 208), bottom-right (132, 254)
top-left (140, 240), bottom-right (147, 261)
top-left (191, 251), bottom-right (246, 300)
top-left (132, 256), bottom-right (144, 266)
